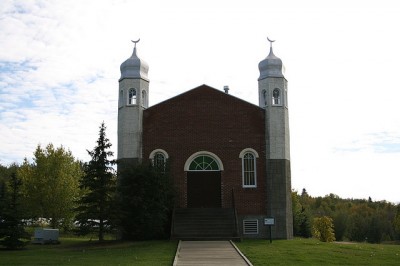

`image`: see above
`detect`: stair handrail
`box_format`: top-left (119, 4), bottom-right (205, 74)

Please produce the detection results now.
top-left (231, 188), bottom-right (239, 237)
top-left (170, 207), bottom-right (176, 239)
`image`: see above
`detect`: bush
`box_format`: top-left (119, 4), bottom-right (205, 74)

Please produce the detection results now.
top-left (312, 216), bottom-right (336, 242)
top-left (116, 163), bottom-right (174, 240)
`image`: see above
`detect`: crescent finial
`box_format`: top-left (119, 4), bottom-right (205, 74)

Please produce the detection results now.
top-left (267, 37), bottom-right (275, 48)
top-left (131, 38), bottom-right (140, 48)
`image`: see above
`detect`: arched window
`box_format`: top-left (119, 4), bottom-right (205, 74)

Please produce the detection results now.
top-left (189, 155), bottom-right (219, 171)
top-left (262, 90), bottom-right (267, 107)
top-left (272, 88), bottom-right (281, 105)
top-left (128, 88), bottom-right (136, 105)
top-left (142, 90), bottom-right (147, 108)
top-left (184, 151), bottom-right (224, 171)
top-left (239, 148), bottom-right (259, 188)
top-left (243, 153), bottom-right (256, 187)
top-left (149, 149), bottom-right (169, 173)
top-left (153, 152), bottom-right (166, 171)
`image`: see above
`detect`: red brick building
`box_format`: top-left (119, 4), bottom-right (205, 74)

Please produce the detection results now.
top-left (117, 41), bottom-right (293, 239)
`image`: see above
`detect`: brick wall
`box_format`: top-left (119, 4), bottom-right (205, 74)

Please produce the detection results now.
top-left (143, 85), bottom-right (267, 216)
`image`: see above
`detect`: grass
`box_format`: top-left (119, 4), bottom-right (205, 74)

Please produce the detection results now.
top-left (1, 237), bottom-right (400, 265)
top-left (0, 237), bottom-right (178, 266)
top-left (235, 238), bottom-right (400, 266)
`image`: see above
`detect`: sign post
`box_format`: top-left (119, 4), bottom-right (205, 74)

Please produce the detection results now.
top-left (264, 218), bottom-right (275, 243)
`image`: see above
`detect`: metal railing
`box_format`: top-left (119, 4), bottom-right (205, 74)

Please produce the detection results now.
top-left (231, 188), bottom-right (240, 237)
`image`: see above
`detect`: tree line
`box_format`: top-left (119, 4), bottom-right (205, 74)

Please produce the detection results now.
top-left (0, 122), bottom-right (174, 249)
top-left (2, 122), bottom-right (399, 249)
top-left (292, 188), bottom-right (400, 243)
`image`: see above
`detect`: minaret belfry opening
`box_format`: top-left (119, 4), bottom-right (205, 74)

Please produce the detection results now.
top-left (258, 38), bottom-right (293, 239)
top-left (117, 39), bottom-right (149, 167)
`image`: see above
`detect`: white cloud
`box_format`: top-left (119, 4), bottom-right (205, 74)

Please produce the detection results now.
top-left (1, 0), bottom-right (400, 203)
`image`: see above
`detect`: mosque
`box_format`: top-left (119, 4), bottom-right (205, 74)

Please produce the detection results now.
top-left (117, 39), bottom-right (293, 239)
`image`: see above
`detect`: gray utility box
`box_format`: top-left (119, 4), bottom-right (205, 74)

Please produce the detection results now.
top-left (32, 228), bottom-right (60, 244)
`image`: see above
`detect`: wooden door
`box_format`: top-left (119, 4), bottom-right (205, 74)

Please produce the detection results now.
top-left (187, 171), bottom-right (221, 208)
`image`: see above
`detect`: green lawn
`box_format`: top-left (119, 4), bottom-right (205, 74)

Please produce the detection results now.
top-left (1, 237), bottom-right (400, 265)
top-left (236, 238), bottom-right (400, 266)
top-left (0, 237), bottom-right (178, 266)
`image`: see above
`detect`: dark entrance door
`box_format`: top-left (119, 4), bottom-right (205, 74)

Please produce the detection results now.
top-left (187, 171), bottom-right (221, 208)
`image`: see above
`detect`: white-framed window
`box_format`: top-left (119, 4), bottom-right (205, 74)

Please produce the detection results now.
top-left (154, 152), bottom-right (165, 171)
top-left (188, 155), bottom-right (220, 171)
top-left (128, 88), bottom-right (137, 105)
top-left (239, 148), bottom-right (259, 188)
top-left (272, 88), bottom-right (281, 105)
top-left (243, 153), bottom-right (256, 187)
top-left (149, 149), bottom-right (169, 172)
top-left (184, 151), bottom-right (224, 171)
top-left (243, 219), bottom-right (259, 234)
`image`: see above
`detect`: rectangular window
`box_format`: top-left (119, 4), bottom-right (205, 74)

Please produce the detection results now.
top-left (153, 153), bottom-right (166, 173)
top-left (243, 153), bottom-right (256, 187)
top-left (128, 88), bottom-right (137, 105)
top-left (243, 220), bottom-right (259, 234)
top-left (272, 88), bottom-right (282, 106)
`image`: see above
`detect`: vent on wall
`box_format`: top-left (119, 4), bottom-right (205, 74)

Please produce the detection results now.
top-left (243, 219), bottom-right (259, 234)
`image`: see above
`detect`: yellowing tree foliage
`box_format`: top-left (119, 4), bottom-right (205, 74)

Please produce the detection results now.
top-left (312, 216), bottom-right (336, 242)
top-left (18, 144), bottom-right (83, 228)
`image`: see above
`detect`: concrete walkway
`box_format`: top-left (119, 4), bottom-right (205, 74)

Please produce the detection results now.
top-left (173, 241), bottom-right (252, 266)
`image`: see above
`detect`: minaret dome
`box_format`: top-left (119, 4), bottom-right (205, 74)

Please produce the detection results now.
top-left (258, 41), bottom-right (284, 80)
top-left (119, 39), bottom-right (149, 82)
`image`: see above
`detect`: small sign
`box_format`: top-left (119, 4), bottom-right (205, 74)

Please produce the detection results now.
top-left (264, 218), bottom-right (275, 225)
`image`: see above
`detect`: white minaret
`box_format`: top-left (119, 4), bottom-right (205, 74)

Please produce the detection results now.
top-left (258, 38), bottom-right (293, 239)
top-left (118, 39), bottom-right (149, 166)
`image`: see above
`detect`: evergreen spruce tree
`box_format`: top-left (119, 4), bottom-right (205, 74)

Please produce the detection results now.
top-left (117, 162), bottom-right (174, 240)
top-left (0, 171), bottom-right (30, 249)
top-left (75, 122), bottom-right (116, 241)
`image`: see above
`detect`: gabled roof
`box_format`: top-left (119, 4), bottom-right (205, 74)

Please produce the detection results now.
top-left (147, 84), bottom-right (262, 111)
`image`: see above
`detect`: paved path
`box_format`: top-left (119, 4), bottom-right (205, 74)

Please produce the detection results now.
top-left (173, 241), bottom-right (252, 266)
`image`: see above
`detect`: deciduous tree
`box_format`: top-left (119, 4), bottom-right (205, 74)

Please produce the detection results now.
top-left (292, 190), bottom-right (399, 242)
top-left (292, 190), bottom-right (312, 238)
top-left (394, 207), bottom-right (400, 240)
top-left (312, 216), bottom-right (336, 242)
top-left (18, 145), bottom-right (82, 228)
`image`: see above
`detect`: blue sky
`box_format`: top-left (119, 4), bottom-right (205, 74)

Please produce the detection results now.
top-left (1, 0), bottom-right (400, 203)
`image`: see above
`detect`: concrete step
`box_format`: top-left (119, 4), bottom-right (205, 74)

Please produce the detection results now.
top-left (172, 208), bottom-right (238, 240)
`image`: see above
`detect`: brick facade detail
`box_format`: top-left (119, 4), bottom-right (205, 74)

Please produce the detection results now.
top-left (143, 85), bottom-right (266, 217)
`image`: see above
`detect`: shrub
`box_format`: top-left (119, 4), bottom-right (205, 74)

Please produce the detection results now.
top-left (312, 216), bottom-right (336, 242)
